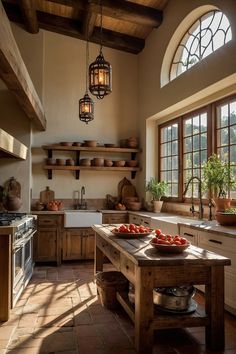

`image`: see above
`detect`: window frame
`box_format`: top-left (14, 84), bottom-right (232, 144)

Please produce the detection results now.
top-left (157, 101), bottom-right (236, 204)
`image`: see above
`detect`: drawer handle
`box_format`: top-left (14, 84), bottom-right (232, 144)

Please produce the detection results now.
top-left (184, 232), bottom-right (194, 238)
top-left (209, 239), bottom-right (222, 245)
top-left (42, 220), bottom-right (51, 223)
top-left (144, 221), bottom-right (149, 225)
top-left (126, 265), bottom-right (129, 270)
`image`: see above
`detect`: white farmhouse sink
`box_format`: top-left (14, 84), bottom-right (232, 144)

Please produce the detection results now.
top-left (64, 210), bottom-right (102, 227)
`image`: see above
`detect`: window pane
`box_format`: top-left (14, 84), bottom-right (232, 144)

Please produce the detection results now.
top-left (184, 153), bottom-right (192, 168)
top-left (193, 152), bottom-right (200, 167)
top-left (167, 127), bottom-right (172, 141)
top-left (220, 105), bottom-right (228, 127)
top-left (230, 102), bottom-right (236, 124)
top-left (161, 143), bottom-right (167, 157)
top-left (200, 113), bottom-right (207, 132)
top-left (161, 157), bottom-right (167, 170)
top-left (172, 156), bottom-right (178, 169)
top-left (218, 147), bottom-right (228, 162)
top-left (172, 141), bottom-right (178, 155)
top-left (220, 128), bottom-right (229, 146)
top-left (184, 137), bottom-right (192, 153)
top-left (161, 128), bottom-right (168, 142)
top-left (200, 133), bottom-right (207, 149)
top-left (160, 172), bottom-right (167, 181)
top-left (172, 184), bottom-right (178, 197)
top-left (230, 146), bottom-right (236, 163)
top-left (184, 119), bottom-right (192, 136)
top-left (172, 124), bottom-right (178, 140)
top-left (193, 135), bottom-right (199, 151)
top-left (201, 150), bottom-right (207, 165)
top-left (172, 170), bottom-right (178, 182)
top-left (230, 126), bottom-right (236, 144)
top-left (193, 116), bottom-right (199, 134)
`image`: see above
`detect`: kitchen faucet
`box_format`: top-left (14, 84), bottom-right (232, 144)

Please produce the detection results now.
top-left (183, 176), bottom-right (204, 220)
top-left (79, 186), bottom-right (87, 210)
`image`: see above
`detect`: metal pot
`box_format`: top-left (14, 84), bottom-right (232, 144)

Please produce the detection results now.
top-left (153, 286), bottom-right (195, 311)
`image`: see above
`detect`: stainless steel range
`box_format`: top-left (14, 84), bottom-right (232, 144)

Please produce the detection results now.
top-left (0, 213), bottom-right (37, 307)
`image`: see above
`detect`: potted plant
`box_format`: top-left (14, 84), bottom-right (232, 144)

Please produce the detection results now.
top-left (202, 154), bottom-right (236, 211)
top-left (146, 178), bottom-right (168, 212)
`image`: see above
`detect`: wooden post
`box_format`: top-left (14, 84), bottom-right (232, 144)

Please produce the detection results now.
top-left (94, 233), bottom-right (104, 274)
top-left (135, 266), bottom-right (154, 354)
top-left (205, 266), bottom-right (225, 350)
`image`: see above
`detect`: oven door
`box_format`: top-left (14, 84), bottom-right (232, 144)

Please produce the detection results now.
top-left (12, 230), bottom-right (36, 307)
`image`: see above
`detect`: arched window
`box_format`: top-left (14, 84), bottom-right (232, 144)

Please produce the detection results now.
top-left (170, 11), bottom-right (232, 81)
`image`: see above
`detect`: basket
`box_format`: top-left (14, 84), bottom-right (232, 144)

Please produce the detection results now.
top-left (95, 271), bottom-right (128, 309)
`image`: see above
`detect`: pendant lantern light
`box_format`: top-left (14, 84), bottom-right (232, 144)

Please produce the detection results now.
top-left (89, 0), bottom-right (112, 99)
top-left (79, 37), bottom-right (94, 123)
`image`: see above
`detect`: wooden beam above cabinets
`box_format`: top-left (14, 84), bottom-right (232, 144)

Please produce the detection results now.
top-left (0, 1), bottom-right (46, 131)
top-left (19, 0), bottom-right (39, 34)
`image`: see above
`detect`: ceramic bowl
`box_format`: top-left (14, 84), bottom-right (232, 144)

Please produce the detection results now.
top-left (104, 159), bottom-right (113, 167)
top-left (127, 201), bottom-right (142, 211)
top-left (60, 142), bottom-right (73, 146)
top-left (56, 158), bottom-right (66, 166)
top-left (113, 160), bottom-right (126, 167)
top-left (215, 212), bottom-right (236, 226)
top-left (126, 160), bottom-right (138, 167)
top-left (84, 140), bottom-right (97, 147)
top-left (93, 158), bottom-right (104, 166)
top-left (80, 158), bottom-right (91, 166)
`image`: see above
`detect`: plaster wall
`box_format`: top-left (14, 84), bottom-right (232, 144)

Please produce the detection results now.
top-left (0, 24), bottom-right (44, 211)
top-left (137, 0), bottom-right (236, 199)
top-left (32, 31), bottom-right (139, 200)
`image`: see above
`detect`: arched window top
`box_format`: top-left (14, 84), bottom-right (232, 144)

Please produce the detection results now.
top-left (170, 11), bottom-right (232, 81)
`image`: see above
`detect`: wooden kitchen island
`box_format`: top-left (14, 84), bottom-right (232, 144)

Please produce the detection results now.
top-left (93, 224), bottom-right (231, 354)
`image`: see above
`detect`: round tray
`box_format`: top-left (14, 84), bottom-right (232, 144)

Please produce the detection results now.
top-left (150, 240), bottom-right (191, 253)
top-left (155, 299), bottom-right (197, 315)
top-left (111, 231), bottom-right (152, 239)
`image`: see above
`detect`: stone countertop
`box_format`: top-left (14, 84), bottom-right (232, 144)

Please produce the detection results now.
top-left (30, 210), bottom-right (236, 238)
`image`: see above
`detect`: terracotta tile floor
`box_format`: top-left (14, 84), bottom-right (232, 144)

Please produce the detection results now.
top-left (1, 261), bottom-right (236, 354)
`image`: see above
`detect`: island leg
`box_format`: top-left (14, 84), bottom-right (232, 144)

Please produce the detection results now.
top-left (205, 266), bottom-right (225, 350)
top-left (135, 267), bottom-right (154, 354)
top-left (94, 233), bottom-right (104, 274)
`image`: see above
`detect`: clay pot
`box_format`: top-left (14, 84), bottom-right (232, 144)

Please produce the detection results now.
top-left (213, 198), bottom-right (231, 212)
top-left (3, 196), bottom-right (22, 211)
top-left (153, 200), bottom-right (163, 213)
top-left (104, 159), bottom-right (113, 167)
top-left (126, 160), bottom-right (138, 167)
top-left (93, 158), bottom-right (104, 166)
top-left (113, 160), bottom-right (126, 167)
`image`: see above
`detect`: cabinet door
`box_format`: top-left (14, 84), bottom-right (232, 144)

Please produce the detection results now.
top-left (34, 228), bottom-right (58, 262)
top-left (63, 230), bottom-right (83, 260)
top-left (82, 229), bottom-right (95, 259)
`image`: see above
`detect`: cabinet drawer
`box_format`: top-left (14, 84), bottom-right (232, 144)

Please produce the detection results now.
top-left (102, 213), bottom-right (128, 224)
top-left (179, 226), bottom-right (198, 246)
top-left (129, 214), bottom-right (150, 227)
top-left (38, 215), bottom-right (61, 227)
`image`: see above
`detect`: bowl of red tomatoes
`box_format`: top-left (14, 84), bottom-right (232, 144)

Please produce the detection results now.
top-left (150, 229), bottom-right (190, 253)
top-left (111, 224), bottom-right (153, 238)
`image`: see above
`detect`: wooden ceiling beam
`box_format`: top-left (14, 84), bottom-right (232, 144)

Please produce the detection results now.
top-left (19, 0), bottom-right (39, 33)
top-left (82, 2), bottom-right (97, 38)
top-left (3, 3), bottom-right (144, 53)
top-left (0, 1), bottom-right (46, 131)
top-left (39, 0), bottom-right (163, 27)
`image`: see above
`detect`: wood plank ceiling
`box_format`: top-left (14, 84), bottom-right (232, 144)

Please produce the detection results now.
top-left (2, 0), bottom-right (169, 54)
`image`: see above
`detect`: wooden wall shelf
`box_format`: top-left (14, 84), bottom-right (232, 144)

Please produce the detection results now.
top-left (42, 144), bottom-right (141, 179)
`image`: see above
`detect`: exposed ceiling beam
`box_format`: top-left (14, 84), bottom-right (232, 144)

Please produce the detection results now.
top-left (88, 0), bottom-right (162, 27)
top-left (38, 0), bottom-right (162, 27)
top-left (82, 2), bottom-right (97, 38)
top-left (3, 2), bottom-right (145, 53)
top-left (19, 0), bottom-right (39, 33)
top-left (0, 1), bottom-right (46, 131)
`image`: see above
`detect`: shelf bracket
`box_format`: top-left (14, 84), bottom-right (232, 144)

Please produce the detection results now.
top-left (131, 171), bottom-right (136, 179)
top-left (48, 170), bottom-right (52, 179)
top-left (76, 170), bottom-right (80, 179)
top-left (47, 149), bottom-right (53, 158)
top-left (131, 152), bottom-right (137, 160)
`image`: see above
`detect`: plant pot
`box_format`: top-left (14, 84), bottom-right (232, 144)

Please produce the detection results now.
top-left (213, 198), bottom-right (231, 212)
top-left (153, 200), bottom-right (163, 213)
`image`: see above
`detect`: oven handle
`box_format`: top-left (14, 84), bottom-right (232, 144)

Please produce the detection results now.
top-left (13, 229), bottom-right (37, 251)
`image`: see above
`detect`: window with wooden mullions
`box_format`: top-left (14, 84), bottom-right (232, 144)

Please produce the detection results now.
top-left (158, 96), bottom-right (236, 201)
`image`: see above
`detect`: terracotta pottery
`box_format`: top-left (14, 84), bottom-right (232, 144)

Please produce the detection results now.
top-left (153, 200), bottom-right (163, 213)
top-left (215, 212), bottom-right (236, 226)
top-left (3, 196), bottom-right (22, 211)
top-left (213, 198), bottom-right (231, 212)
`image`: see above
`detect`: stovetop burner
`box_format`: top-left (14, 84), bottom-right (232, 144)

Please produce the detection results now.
top-left (0, 213), bottom-right (27, 226)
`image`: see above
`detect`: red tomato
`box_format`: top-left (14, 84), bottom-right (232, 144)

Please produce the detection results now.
top-left (174, 240), bottom-right (182, 245)
top-left (151, 237), bottom-right (157, 243)
top-left (155, 229), bottom-right (162, 236)
top-left (129, 224), bottom-right (136, 231)
top-left (180, 237), bottom-right (187, 245)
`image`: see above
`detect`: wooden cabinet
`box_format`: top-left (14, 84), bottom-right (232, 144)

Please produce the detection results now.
top-left (34, 214), bottom-right (62, 265)
top-left (62, 227), bottom-right (95, 260)
top-left (129, 213), bottom-right (151, 227)
top-left (179, 225), bottom-right (198, 246)
top-left (102, 212), bottom-right (128, 224)
top-left (42, 145), bottom-right (141, 180)
top-left (198, 230), bottom-right (236, 314)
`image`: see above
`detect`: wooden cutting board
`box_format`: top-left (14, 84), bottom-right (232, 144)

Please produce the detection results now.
top-left (117, 177), bottom-right (131, 202)
top-left (40, 186), bottom-right (55, 205)
top-left (121, 184), bottom-right (136, 202)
